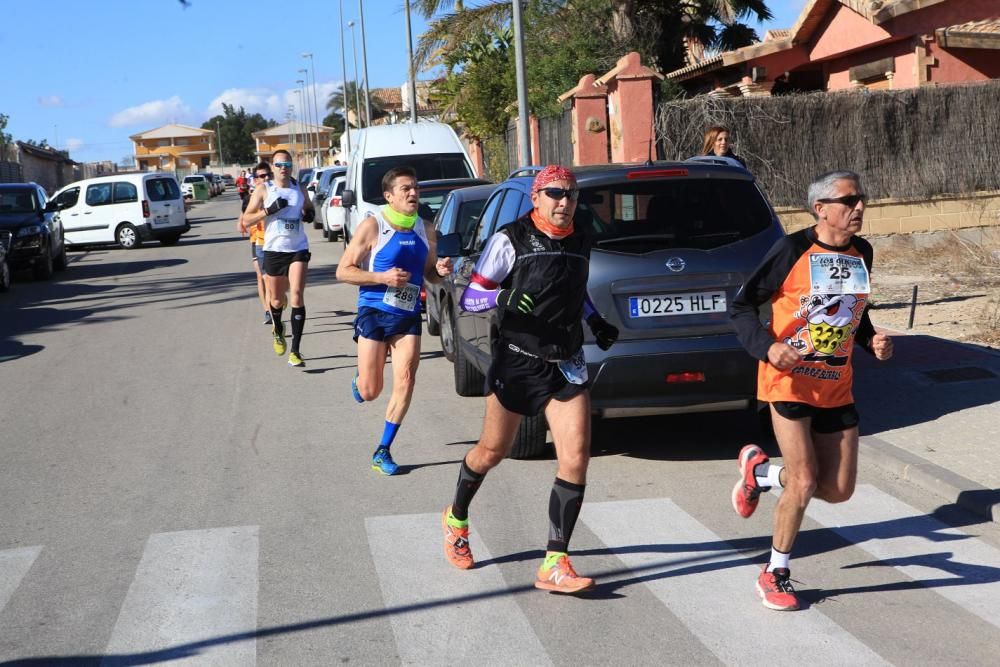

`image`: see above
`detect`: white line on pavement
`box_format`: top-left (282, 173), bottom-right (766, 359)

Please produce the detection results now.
top-left (0, 546), bottom-right (43, 613)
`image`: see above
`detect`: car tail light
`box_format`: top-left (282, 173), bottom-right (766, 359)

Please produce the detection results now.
top-left (420, 287), bottom-right (426, 303)
top-left (665, 371), bottom-right (705, 383)
top-left (332, 197), bottom-right (341, 206)
top-left (142, 200), bottom-right (150, 218)
top-left (628, 169), bottom-right (688, 179)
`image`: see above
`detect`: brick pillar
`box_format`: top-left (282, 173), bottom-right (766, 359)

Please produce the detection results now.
top-left (558, 74), bottom-right (609, 166)
top-left (515, 116), bottom-right (543, 165)
top-left (598, 52), bottom-right (663, 164)
top-left (465, 136), bottom-right (487, 178)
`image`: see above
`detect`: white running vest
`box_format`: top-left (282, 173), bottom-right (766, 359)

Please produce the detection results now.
top-left (262, 180), bottom-right (308, 252)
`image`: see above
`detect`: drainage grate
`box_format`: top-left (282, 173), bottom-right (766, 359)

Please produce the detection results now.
top-left (922, 367), bottom-right (998, 383)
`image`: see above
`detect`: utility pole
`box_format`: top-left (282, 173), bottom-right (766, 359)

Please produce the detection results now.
top-left (511, 0), bottom-right (531, 167)
top-left (358, 0), bottom-right (372, 127)
top-left (296, 79), bottom-right (312, 165)
top-left (404, 0), bottom-right (418, 123)
top-left (339, 0), bottom-right (352, 158)
top-left (348, 21), bottom-right (363, 128)
top-left (303, 52), bottom-right (323, 166)
top-left (215, 119), bottom-right (225, 165)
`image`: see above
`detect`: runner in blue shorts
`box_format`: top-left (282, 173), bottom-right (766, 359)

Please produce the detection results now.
top-left (336, 166), bottom-right (452, 475)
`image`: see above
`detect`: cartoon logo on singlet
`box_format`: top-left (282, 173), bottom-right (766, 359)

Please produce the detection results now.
top-left (783, 253), bottom-right (871, 377)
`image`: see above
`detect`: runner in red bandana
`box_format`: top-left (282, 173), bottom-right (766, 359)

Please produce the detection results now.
top-left (439, 165), bottom-right (619, 594)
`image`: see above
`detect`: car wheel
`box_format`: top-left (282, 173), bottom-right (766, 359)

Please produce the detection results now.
top-left (329, 230), bottom-right (340, 242)
top-left (116, 223), bottom-right (141, 249)
top-left (509, 414), bottom-right (549, 459)
top-left (159, 235), bottom-right (181, 246)
top-left (33, 245), bottom-right (54, 280)
top-left (313, 220), bottom-right (323, 230)
top-left (426, 295), bottom-right (441, 336)
top-left (439, 299), bottom-right (456, 362)
top-left (53, 236), bottom-right (68, 271)
top-left (452, 308), bottom-right (486, 397)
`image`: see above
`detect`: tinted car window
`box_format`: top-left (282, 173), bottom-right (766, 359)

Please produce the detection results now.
top-left (113, 182), bottom-right (138, 203)
top-left (362, 154), bottom-right (472, 205)
top-left (456, 199), bottom-right (489, 245)
top-left (147, 178), bottom-right (181, 202)
top-left (183, 176), bottom-right (205, 183)
top-left (86, 183), bottom-right (113, 207)
top-left (55, 187), bottom-right (80, 209)
top-left (496, 190), bottom-right (524, 230)
top-left (579, 178), bottom-right (773, 252)
top-left (435, 196), bottom-right (456, 235)
top-left (474, 190), bottom-right (506, 250)
top-left (0, 189), bottom-right (37, 213)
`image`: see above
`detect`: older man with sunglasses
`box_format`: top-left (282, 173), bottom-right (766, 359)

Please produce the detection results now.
top-left (439, 164), bottom-right (619, 594)
top-left (729, 170), bottom-right (893, 611)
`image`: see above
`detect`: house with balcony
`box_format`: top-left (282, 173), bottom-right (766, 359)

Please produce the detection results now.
top-left (130, 124), bottom-right (216, 172)
top-left (252, 121), bottom-right (335, 168)
top-left (666, 0), bottom-right (1000, 97)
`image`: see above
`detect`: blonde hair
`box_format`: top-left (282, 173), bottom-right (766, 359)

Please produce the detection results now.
top-left (701, 125), bottom-right (730, 155)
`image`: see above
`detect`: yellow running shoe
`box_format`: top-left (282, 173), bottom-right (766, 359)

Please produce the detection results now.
top-left (272, 331), bottom-right (286, 356)
top-left (288, 351), bottom-right (305, 367)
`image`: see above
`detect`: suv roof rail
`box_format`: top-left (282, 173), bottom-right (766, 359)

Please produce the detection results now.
top-left (507, 166), bottom-right (544, 179)
top-left (684, 155), bottom-right (746, 169)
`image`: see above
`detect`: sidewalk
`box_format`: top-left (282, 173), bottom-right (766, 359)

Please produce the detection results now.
top-left (853, 329), bottom-right (1000, 522)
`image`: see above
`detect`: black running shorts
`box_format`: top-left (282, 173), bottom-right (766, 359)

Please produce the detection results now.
top-left (262, 249), bottom-right (310, 276)
top-left (487, 340), bottom-right (588, 416)
top-left (771, 401), bottom-right (859, 434)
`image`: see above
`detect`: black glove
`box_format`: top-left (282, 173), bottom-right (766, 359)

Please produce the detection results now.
top-left (497, 288), bottom-right (535, 314)
top-left (302, 208), bottom-right (315, 223)
top-left (587, 314), bottom-right (619, 351)
top-left (265, 197), bottom-right (288, 215)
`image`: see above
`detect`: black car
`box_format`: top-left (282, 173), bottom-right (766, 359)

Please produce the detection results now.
top-left (425, 182), bottom-right (498, 339)
top-left (0, 183), bottom-right (67, 280)
top-left (435, 159), bottom-right (784, 458)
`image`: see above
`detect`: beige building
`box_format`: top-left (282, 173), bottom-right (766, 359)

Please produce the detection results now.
top-left (252, 121), bottom-right (335, 168)
top-left (130, 124), bottom-right (216, 172)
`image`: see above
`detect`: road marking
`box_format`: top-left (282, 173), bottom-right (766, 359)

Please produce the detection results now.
top-left (581, 499), bottom-right (889, 666)
top-left (807, 484), bottom-right (1000, 629)
top-left (0, 546), bottom-right (43, 612)
top-left (366, 513), bottom-right (551, 666)
top-left (102, 526), bottom-right (258, 666)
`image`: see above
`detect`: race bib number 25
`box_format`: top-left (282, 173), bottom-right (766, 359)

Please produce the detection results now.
top-left (809, 253), bottom-right (870, 295)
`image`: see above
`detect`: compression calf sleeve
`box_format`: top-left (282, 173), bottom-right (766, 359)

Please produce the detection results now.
top-left (290, 306), bottom-right (305, 353)
top-left (270, 305), bottom-right (284, 335)
top-left (547, 477), bottom-right (586, 553)
top-left (379, 421), bottom-right (400, 449)
top-left (451, 458), bottom-right (486, 521)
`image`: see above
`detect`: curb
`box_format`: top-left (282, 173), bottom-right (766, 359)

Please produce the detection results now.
top-left (861, 435), bottom-right (1000, 523)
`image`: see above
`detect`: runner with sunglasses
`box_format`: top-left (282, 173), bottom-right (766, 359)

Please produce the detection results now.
top-left (337, 166), bottom-right (452, 475)
top-left (439, 164), bottom-right (619, 594)
top-left (243, 150), bottom-right (316, 367)
top-left (238, 163), bottom-right (274, 324)
top-left (729, 170), bottom-right (893, 611)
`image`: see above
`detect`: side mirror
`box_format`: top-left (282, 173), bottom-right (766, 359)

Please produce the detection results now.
top-left (341, 190), bottom-right (355, 208)
top-left (44, 201), bottom-right (60, 213)
top-left (436, 232), bottom-right (464, 258)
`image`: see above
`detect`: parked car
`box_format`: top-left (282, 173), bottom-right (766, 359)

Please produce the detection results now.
top-left (312, 166), bottom-right (347, 229)
top-left (221, 174), bottom-right (235, 186)
top-left (434, 160), bottom-right (785, 458)
top-left (49, 173), bottom-right (189, 249)
top-left (322, 176), bottom-right (348, 242)
top-left (0, 230), bottom-right (10, 292)
top-left (0, 182), bottom-right (67, 280)
top-left (181, 174), bottom-right (210, 200)
top-left (415, 177), bottom-right (491, 222)
top-left (212, 173), bottom-right (225, 193)
top-left (297, 168), bottom-right (316, 193)
top-left (425, 182), bottom-right (498, 339)
top-left (341, 122), bottom-right (476, 242)
top-left (196, 173), bottom-right (219, 196)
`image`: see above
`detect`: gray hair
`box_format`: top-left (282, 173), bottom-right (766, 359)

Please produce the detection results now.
top-left (807, 170), bottom-right (863, 219)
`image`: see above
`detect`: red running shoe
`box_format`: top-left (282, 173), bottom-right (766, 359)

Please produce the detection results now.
top-left (534, 554), bottom-right (594, 594)
top-left (441, 507), bottom-right (474, 570)
top-left (731, 444), bottom-right (769, 518)
top-left (756, 567), bottom-right (799, 611)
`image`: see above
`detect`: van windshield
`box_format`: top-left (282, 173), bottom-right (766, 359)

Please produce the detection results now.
top-left (362, 154), bottom-right (472, 205)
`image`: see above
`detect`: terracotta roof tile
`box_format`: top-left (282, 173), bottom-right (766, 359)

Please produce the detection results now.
top-left (945, 17), bottom-right (1000, 35)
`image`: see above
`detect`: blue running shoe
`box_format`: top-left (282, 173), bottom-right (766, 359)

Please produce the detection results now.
top-left (372, 447), bottom-right (399, 475)
top-left (351, 372), bottom-right (364, 403)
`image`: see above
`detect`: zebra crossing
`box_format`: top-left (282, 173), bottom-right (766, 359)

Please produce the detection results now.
top-left (2, 484), bottom-right (999, 665)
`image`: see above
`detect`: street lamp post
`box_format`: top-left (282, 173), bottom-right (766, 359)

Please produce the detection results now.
top-left (295, 80), bottom-right (312, 166)
top-left (298, 70), bottom-right (313, 166)
top-left (347, 21), bottom-right (363, 129)
top-left (303, 52), bottom-right (323, 166)
top-left (404, 0), bottom-right (418, 123)
top-left (339, 0), bottom-right (352, 157)
top-left (358, 0), bottom-right (372, 127)
top-left (511, 0), bottom-right (531, 167)
top-left (287, 105), bottom-right (297, 161)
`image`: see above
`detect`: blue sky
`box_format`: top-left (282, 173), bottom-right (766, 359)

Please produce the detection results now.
top-left (2, 0), bottom-right (807, 164)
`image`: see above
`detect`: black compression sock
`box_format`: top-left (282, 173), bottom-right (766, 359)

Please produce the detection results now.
top-left (451, 458), bottom-right (486, 521)
top-left (290, 306), bottom-right (305, 353)
top-left (547, 477), bottom-right (586, 553)
top-left (270, 306), bottom-right (284, 335)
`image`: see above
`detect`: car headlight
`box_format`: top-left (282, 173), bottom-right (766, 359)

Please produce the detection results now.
top-left (17, 225), bottom-right (43, 237)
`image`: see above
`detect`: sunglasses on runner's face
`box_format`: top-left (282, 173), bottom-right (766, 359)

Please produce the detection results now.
top-left (539, 187), bottom-right (579, 201)
top-left (255, 173), bottom-right (270, 179)
top-left (818, 194), bottom-right (867, 207)
top-left (274, 161), bottom-right (293, 169)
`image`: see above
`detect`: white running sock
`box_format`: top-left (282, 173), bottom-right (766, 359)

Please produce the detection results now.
top-left (756, 464), bottom-right (784, 490)
top-left (767, 547), bottom-right (790, 572)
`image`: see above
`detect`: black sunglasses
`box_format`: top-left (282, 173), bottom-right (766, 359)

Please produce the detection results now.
top-left (818, 194), bottom-right (867, 207)
top-left (255, 173), bottom-right (270, 179)
top-left (540, 187), bottom-right (579, 201)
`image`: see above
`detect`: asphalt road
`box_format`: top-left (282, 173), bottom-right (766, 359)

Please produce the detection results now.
top-left (1, 192), bottom-right (999, 665)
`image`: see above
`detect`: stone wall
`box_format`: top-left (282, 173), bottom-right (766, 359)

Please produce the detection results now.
top-left (776, 190), bottom-right (1000, 236)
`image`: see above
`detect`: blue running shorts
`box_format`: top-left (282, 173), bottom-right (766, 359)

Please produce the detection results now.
top-left (354, 306), bottom-right (422, 342)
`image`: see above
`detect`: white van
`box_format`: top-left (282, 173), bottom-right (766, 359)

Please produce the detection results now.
top-left (342, 122), bottom-right (475, 238)
top-left (50, 173), bottom-right (189, 249)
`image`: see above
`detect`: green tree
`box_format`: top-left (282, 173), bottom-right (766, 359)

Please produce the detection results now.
top-left (201, 104), bottom-right (276, 165)
top-left (0, 113), bottom-right (11, 161)
top-left (325, 81), bottom-right (388, 128)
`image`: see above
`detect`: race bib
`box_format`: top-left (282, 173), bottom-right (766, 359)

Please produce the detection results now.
top-left (557, 349), bottom-right (589, 385)
top-left (809, 253), bottom-right (870, 295)
top-left (275, 218), bottom-right (301, 236)
top-left (383, 282), bottom-right (419, 311)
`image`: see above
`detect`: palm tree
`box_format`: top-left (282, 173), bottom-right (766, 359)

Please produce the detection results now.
top-left (325, 81), bottom-right (387, 127)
